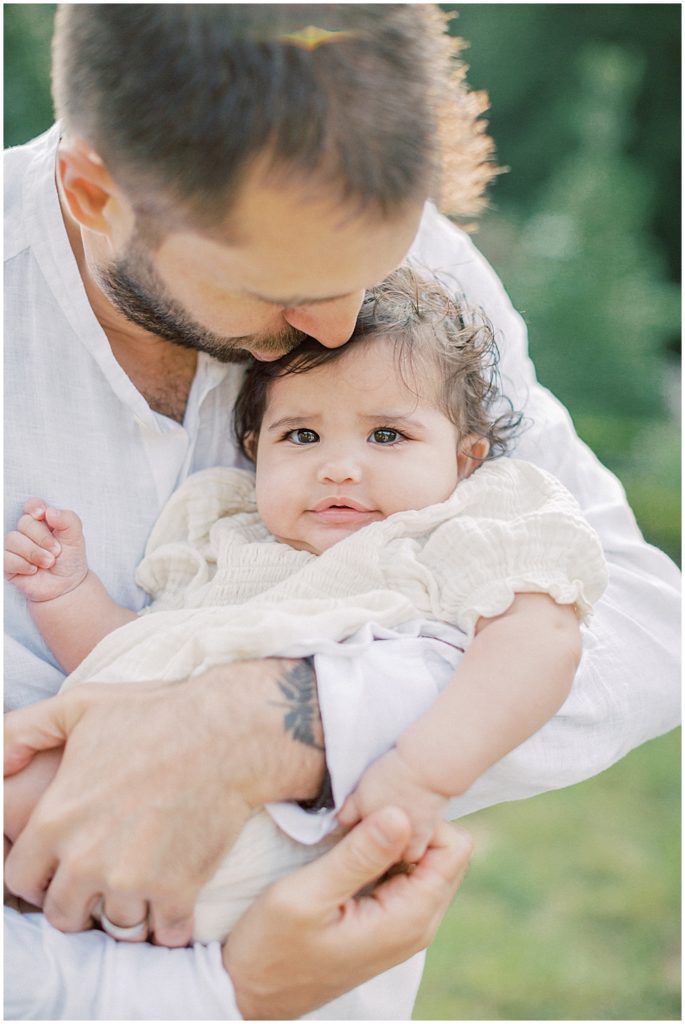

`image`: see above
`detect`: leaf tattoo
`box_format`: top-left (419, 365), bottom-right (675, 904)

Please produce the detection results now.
top-left (271, 659), bottom-right (324, 750)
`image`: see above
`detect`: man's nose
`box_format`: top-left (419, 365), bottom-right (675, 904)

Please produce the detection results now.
top-left (284, 291), bottom-right (364, 348)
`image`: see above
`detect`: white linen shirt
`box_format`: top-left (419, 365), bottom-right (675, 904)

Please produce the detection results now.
top-left (4, 125), bottom-right (681, 1020)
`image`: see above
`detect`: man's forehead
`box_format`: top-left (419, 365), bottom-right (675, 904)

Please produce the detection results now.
top-left (147, 163), bottom-right (425, 304)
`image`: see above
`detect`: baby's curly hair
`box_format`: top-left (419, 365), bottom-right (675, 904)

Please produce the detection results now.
top-left (234, 264), bottom-right (522, 463)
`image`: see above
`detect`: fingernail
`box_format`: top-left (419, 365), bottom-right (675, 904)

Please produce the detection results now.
top-left (51, 542), bottom-right (61, 555)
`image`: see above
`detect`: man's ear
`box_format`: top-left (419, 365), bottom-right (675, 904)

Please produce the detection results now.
top-left (57, 138), bottom-right (120, 234)
top-left (457, 435), bottom-right (490, 479)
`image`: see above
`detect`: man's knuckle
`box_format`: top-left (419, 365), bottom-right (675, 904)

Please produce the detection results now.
top-left (151, 875), bottom-right (188, 903)
top-left (62, 849), bottom-right (98, 883)
top-left (103, 869), bottom-right (140, 896)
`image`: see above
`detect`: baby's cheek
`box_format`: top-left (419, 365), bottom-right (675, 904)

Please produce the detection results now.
top-left (257, 497), bottom-right (290, 540)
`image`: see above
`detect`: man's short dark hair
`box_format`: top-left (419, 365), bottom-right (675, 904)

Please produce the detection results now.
top-left (52, 4), bottom-right (497, 233)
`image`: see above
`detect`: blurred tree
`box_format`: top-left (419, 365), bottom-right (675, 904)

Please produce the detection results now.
top-left (502, 42), bottom-right (679, 418)
top-left (445, 4), bottom-right (680, 290)
top-left (4, 4), bottom-right (56, 147)
top-left (441, 4), bottom-right (680, 560)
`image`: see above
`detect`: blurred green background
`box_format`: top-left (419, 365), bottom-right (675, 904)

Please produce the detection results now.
top-left (442, 3), bottom-right (681, 569)
top-left (4, 4), bottom-right (681, 1020)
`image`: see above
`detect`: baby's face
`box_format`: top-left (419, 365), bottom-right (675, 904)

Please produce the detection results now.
top-left (253, 338), bottom-right (462, 554)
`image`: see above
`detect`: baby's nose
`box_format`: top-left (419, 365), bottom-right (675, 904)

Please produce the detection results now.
top-left (317, 457), bottom-right (362, 484)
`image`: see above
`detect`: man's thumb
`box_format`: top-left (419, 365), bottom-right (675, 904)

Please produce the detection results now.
top-left (309, 806), bottom-right (411, 906)
top-left (4, 697), bottom-right (69, 776)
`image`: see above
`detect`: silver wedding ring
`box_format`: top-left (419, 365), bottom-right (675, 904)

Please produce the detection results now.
top-left (94, 897), bottom-right (149, 940)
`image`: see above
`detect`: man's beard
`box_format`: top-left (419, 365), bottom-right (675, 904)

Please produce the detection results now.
top-left (97, 242), bottom-right (307, 363)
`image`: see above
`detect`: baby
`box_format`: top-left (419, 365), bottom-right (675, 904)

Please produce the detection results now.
top-left (5, 265), bottom-right (608, 941)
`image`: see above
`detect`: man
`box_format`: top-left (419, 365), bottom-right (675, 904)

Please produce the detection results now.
top-left (4, 4), bottom-right (680, 1019)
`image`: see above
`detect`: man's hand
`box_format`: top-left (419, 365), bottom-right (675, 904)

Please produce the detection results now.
top-left (225, 805), bottom-right (473, 1020)
top-left (4, 659), bottom-right (326, 947)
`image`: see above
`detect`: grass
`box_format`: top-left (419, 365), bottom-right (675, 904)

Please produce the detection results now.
top-left (414, 728), bottom-right (681, 1020)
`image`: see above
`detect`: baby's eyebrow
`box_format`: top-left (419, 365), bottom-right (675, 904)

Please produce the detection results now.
top-left (359, 412), bottom-right (427, 428)
top-left (264, 414), bottom-right (321, 432)
top-left (264, 411), bottom-right (428, 432)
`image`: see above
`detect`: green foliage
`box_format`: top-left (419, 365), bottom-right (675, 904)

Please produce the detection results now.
top-left (4, 4), bottom-right (56, 148)
top-left (447, 4), bottom-right (680, 281)
top-left (443, 4), bottom-right (680, 562)
top-left (497, 43), bottom-right (678, 420)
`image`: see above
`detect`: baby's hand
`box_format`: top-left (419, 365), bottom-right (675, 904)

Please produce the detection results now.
top-left (337, 748), bottom-right (449, 863)
top-left (4, 499), bottom-right (88, 603)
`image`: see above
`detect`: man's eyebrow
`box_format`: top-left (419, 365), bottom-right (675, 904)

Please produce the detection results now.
top-left (245, 290), bottom-right (351, 307)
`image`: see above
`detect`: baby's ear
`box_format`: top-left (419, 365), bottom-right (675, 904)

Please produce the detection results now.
top-left (457, 435), bottom-right (490, 479)
top-left (242, 431), bottom-right (258, 463)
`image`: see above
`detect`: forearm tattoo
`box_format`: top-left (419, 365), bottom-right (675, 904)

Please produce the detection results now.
top-left (271, 659), bottom-right (324, 751)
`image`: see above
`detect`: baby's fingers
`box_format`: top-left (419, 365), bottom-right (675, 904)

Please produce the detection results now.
top-left (43, 507), bottom-right (83, 545)
top-left (337, 793), bottom-right (362, 829)
top-left (23, 497), bottom-right (48, 520)
top-left (16, 511), bottom-right (62, 558)
top-left (4, 532), bottom-right (56, 575)
top-left (4, 550), bottom-right (38, 578)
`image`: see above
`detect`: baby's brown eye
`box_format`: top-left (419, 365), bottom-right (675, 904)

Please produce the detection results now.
top-left (370, 428), bottom-right (400, 444)
top-left (287, 428), bottom-right (319, 445)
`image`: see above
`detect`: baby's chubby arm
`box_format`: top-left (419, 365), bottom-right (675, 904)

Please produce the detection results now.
top-left (4, 499), bottom-right (135, 674)
top-left (339, 593), bottom-right (582, 860)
